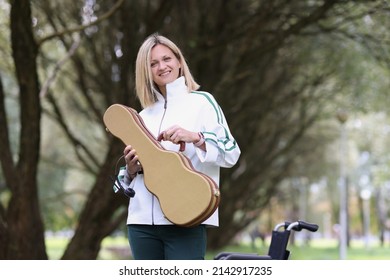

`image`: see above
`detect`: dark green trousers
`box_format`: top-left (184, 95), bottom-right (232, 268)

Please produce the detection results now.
top-left (127, 224), bottom-right (207, 260)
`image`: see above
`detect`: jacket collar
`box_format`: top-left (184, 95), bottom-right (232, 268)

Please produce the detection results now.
top-left (155, 76), bottom-right (188, 102)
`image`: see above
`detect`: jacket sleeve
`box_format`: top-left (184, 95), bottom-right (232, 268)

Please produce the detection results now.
top-left (195, 93), bottom-right (241, 168)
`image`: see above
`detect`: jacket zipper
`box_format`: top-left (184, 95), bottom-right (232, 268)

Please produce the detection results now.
top-left (157, 98), bottom-right (168, 136)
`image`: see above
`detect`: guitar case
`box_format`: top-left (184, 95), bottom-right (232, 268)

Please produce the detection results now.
top-left (103, 104), bottom-right (220, 227)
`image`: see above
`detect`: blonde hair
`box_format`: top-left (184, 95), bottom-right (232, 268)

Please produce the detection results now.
top-left (135, 33), bottom-right (200, 108)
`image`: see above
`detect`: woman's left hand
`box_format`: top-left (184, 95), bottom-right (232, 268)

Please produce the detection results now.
top-left (160, 125), bottom-right (199, 144)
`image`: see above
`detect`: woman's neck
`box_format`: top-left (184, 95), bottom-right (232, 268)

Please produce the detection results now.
top-left (159, 86), bottom-right (167, 97)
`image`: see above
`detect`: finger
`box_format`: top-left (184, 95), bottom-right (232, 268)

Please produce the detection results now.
top-left (163, 130), bottom-right (173, 141)
top-left (130, 154), bottom-right (139, 164)
top-left (169, 131), bottom-right (178, 143)
top-left (172, 129), bottom-right (187, 143)
top-left (163, 125), bottom-right (179, 139)
top-left (125, 150), bottom-right (136, 164)
top-left (123, 145), bottom-right (133, 155)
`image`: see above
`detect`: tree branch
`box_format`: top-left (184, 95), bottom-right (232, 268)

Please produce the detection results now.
top-left (46, 93), bottom-right (100, 174)
top-left (37, 0), bottom-right (125, 46)
top-left (39, 35), bottom-right (81, 98)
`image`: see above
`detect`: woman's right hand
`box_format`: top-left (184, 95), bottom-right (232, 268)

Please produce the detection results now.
top-left (124, 145), bottom-right (142, 178)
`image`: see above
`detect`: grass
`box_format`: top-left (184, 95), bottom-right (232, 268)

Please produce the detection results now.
top-left (45, 236), bottom-right (70, 260)
top-left (46, 236), bottom-right (390, 260)
top-left (207, 238), bottom-right (390, 260)
top-left (45, 235), bottom-right (132, 260)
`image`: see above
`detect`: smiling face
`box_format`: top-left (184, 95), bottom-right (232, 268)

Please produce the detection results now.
top-left (150, 44), bottom-right (181, 95)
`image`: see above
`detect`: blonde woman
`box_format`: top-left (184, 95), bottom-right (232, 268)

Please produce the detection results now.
top-left (122, 33), bottom-right (240, 260)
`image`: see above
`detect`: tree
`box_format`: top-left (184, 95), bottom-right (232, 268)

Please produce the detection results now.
top-left (0, 0), bottom-right (46, 260)
top-left (0, 0), bottom-right (125, 259)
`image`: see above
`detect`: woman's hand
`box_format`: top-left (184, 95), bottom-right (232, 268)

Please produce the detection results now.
top-left (124, 145), bottom-right (142, 178)
top-left (160, 125), bottom-right (206, 151)
top-left (160, 125), bottom-right (199, 144)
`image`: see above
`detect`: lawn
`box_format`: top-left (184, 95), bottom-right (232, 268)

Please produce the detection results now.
top-left (46, 236), bottom-right (390, 260)
top-left (207, 238), bottom-right (390, 260)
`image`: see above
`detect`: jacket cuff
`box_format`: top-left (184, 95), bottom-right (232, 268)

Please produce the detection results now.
top-left (196, 141), bottom-right (218, 163)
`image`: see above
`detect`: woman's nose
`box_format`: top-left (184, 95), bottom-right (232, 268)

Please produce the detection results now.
top-left (158, 61), bottom-right (167, 70)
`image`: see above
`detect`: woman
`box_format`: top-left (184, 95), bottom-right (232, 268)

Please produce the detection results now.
top-left (122, 33), bottom-right (240, 260)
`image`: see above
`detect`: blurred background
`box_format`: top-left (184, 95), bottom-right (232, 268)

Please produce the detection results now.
top-left (1, 0), bottom-right (390, 260)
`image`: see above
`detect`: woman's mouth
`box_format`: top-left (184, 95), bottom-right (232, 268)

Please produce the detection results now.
top-left (159, 70), bottom-right (171, 77)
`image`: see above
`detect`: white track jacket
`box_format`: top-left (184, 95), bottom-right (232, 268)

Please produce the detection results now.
top-left (124, 77), bottom-right (241, 227)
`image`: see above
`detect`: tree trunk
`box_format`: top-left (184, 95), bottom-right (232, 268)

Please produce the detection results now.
top-left (61, 142), bottom-right (128, 259)
top-left (1, 0), bottom-right (47, 259)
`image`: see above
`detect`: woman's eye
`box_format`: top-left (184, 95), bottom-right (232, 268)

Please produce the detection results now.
top-left (164, 57), bottom-right (171, 62)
